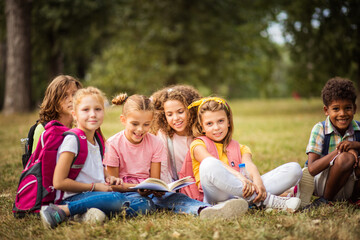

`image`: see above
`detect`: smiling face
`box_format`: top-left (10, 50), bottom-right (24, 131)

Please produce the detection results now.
top-left (164, 100), bottom-right (189, 136)
top-left (121, 110), bottom-right (153, 144)
top-left (73, 95), bottom-right (104, 134)
top-left (201, 110), bottom-right (230, 143)
top-left (324, 99), bottom-right (356, 136)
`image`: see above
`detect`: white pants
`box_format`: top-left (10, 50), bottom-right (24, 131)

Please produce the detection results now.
top-left (199, 157), bottom-right (302, 204)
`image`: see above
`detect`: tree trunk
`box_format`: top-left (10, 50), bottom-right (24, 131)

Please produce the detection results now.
top-left (3, 0), bottom-right (31, 114)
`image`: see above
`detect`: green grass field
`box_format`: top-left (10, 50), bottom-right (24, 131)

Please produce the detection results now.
top-left (1, 98), bottom-right (359, 239)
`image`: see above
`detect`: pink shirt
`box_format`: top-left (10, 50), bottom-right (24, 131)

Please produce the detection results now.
top-left (157, 131), bottom-right (193, 183)
top-left (103, 131), bottom-right (166, 183)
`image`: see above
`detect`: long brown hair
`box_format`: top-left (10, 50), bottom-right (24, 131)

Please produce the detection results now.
top-left (39, 75), bottom-right (82, 124)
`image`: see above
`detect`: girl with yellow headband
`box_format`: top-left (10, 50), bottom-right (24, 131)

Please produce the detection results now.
top-left (187, 97), bottom-right (303, 213)
top-left (151, 86), bottom-right (249, 219)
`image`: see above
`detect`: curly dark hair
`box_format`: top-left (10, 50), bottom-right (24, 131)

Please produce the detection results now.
top-left (321, 77), bottom-right (357, 106)
top-left (151, 85), bottom-right (202, 137)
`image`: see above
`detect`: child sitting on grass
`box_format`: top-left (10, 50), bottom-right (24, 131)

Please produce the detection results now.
top-left (188, 97), bottom-right (302, 212)
top-left (32, 75), bottom-right (82, 152)
top-left (303, 77), bottom-right (360, 209)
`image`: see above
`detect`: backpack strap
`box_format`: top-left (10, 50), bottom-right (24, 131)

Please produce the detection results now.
top-left (226, 140), bottom-right (242, 171)
top-left (197, 136), bottom-right (240, 171)
top-left (321, 121), bottom-right (331, 156)
top-left (62, 129), bottom-right (89, 180)
top-left (166, 136), bottom-right (179, 181)
top-left (62, 129), bottom-right (105, 179)
top-left (94, 131), bottom-right (105, 160)
top-left (355, 121), bottom-right (360, 142)
top-left (196, 136), bottom-right (219, 159)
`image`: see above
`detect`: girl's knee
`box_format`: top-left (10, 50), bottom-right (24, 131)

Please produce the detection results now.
top-left (200, 157), bottom-right (221, 172)
top-left (282, 162), bottom-right (302, 183)
top-left (112, 192), bottom-right (130, 208)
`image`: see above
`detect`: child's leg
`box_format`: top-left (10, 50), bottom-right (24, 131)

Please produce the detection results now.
top-left (150, 192), bottom-right (210, 215)
top-left (199, 157), bottom-right (301, 211)
top-left (62, 192), bottom-right (130, 216)
top-left (261, 162), bottom-right (302, 195)
top-left (323, 152), bottom-right (355, 200)
top-left (199, 157), bottom-right (256, 204)
top-left (123, 192), bottom-right (156, 217)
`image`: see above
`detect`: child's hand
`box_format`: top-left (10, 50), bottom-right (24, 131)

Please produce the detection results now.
top-left (337, 141), bottom-right (359, 153)
top-left (348, 149), bottom-right (359, 168)
top-left (238, 176), bottom-right (254, 198)
top-left (252, 181), bottom-right (267, 203)
top-left (137, 189), bottom-right (165, 197)
top-left (94, 183), bottom-right (113, 192)
top-left (106, 176), bottom-right (123, 186)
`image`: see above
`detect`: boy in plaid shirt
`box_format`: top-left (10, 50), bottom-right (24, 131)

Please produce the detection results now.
top-left (303, 77), bottom-right (360, 209)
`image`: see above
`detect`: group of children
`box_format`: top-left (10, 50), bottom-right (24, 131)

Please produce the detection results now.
top-left (18, 75), bottom-right (360, 229)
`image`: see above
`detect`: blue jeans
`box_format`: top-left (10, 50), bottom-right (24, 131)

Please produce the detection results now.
top-left (62, 192), bottom-right (155, 217)
top-left (150, 192), bottom-right (210, 215)
top-left (123, 192), bottom-right (156, 217)
top-left (62, 192), bottom-right (130, 217)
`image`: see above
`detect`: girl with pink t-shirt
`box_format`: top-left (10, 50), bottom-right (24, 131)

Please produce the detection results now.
top-left (104, 92), bottom-right (246, 219)
top-left (150, 86), bottom-right (249, 219)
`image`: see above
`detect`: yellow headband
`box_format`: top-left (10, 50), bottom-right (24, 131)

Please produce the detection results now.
top-left (188, 97), bottom-right (229, 112)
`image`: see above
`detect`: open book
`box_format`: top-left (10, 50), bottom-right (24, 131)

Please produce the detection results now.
top-left (130, 176), bottom-right (195, 192)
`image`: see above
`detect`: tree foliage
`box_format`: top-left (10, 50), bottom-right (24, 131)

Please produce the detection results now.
top-left (87, 0), bottom-right (283, 99)
top-left (280, 0), bottom-right (360, 97)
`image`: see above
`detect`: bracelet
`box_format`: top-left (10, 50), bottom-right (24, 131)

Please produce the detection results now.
top-left (90, 183), bottom-right (95, 192)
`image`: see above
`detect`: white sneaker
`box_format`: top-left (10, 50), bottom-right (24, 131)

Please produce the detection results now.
top-left (266, 195), bottom-right (301, 212)
top-left (80, 208), bottom-right (106, 224)
top-left (200, 198), bottom-right (248, 220)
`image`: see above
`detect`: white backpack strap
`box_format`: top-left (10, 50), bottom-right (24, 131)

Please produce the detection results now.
top-left (40, 130), bottom-right (46, 148)
top-left (167, 136), bottom-right (178, 181)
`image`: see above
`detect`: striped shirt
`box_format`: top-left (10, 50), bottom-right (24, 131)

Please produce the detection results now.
top-left (306, 116), bottom-right (360, 156)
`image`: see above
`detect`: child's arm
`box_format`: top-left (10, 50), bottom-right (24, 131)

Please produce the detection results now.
top-left (150, 162), bottom-right (161, 179)
top-left (307, 150), bottom-right (339, 176)
top-left (241, 153), bottom-right (267, 203)
top-left (193, 145), bottom-right (254, 198)
top-left (53, 152), bottom-right (112, 192)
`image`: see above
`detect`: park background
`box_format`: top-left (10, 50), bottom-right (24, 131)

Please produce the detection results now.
top-left (1, 0), bottom-right (360, 113)
top-left (0, 1), bottom-right (360, 239)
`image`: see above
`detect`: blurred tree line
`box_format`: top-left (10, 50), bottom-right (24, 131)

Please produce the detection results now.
top-left (1, 0), bottom-right (359, 113)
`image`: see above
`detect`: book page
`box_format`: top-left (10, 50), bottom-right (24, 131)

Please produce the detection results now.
top-left (168, 176), bottom-right (192, 190)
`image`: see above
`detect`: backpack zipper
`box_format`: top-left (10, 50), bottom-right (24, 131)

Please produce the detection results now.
top-left (17, 180), bottom-right (37, 195)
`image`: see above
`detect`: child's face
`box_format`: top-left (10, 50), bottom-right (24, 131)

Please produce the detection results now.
top-left (164, 100), bottom-right (189, 136)
top-left (201, 110), bottom-right (230, 142)
top-left (59, 82), bottom-right (78, 117)
top-left (324, 99), bottom-right (356, 136)
top-left (121, 110), bottom-right (153, 144)
top-left (73, 95), bottom-right (104, 134)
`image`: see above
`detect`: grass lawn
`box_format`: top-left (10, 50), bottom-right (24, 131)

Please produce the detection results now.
top-left (1, 98), bottom-right (359, 239)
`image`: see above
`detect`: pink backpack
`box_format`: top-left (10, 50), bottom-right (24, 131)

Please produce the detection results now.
top-left (178, 136), bottom-right (242, 201)
top-left (13, 121), bottom-right (104, 218)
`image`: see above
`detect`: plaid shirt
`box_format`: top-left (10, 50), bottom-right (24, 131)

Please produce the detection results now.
top-left (306, 116), bottom-right (360, 156)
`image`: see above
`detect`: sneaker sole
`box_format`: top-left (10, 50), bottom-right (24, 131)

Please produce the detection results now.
top-left (39, 206), bottom-right (52, 229)
top-left (81, 208), bottom-right (106, 224)
top-left (200, 198), bottom-right (248, 220)
top-left (299, 167), bottom-right (314, 208)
